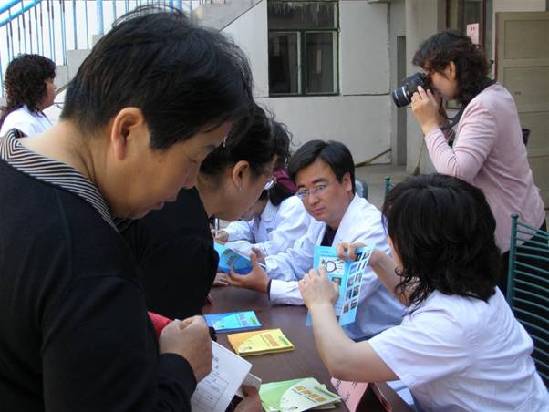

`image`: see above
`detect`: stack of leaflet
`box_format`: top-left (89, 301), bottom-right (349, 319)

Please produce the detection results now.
top-left (204, 311), bottom-right (262, 334)
top-left (260, 377), bottom-right (340, 412)
top-left (227, 328), bottom-right (294, 356)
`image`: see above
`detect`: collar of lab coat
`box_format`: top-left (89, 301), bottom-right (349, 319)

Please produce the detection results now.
top-left (327, 194), bottom-right (370, 246)
top-left (260, 200), bottom-right (278, 223)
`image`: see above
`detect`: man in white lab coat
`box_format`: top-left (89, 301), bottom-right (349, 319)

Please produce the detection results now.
top-left (229, 140), bottom-right (404, 340)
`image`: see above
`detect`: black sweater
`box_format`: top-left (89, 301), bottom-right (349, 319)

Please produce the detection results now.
top-left (0, 156), bottom-right (196, 411)
top-left (122, 187), bottom-right (219, 320)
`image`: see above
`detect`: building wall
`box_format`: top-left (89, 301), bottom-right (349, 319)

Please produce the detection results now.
top-left (223, 1), bottom-right (270, 98)
top-left (389, 0), bottom-right (406, 165)
top-left (404, 0), bottom-right (446, 174)
top-left (223, 0), bottom-right (392, 164)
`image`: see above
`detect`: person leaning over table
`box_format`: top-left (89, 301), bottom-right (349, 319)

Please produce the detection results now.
top-left (299, 174), bottom-right (548, 412)
top-left (214, 122), bottom-right (310, 258)
top-left (0, 6), bottom-right (259, 411)
top-left (122, 105), bottom-right (291, 320)
top-left (409, 30), bottom-right (546, 295)
top-left (215, 167), bottom-right (311, 258)
top-left (227, 139), bottom-right (404, 340)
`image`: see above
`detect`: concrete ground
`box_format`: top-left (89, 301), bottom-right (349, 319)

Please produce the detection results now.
top-left (356, 164), bottom-right (548, 221)
top-left (355, 164), bottom-right (409, 209)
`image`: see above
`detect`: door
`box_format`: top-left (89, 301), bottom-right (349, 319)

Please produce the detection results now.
top-left (496, 11), bottom-right (549, 207)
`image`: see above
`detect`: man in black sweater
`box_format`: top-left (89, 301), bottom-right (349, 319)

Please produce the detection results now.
top-left (0, 6), bottom-right (253, 411)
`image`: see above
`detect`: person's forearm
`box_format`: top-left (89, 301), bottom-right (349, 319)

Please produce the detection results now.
top-left (308, 304), bottom-right (357, 377)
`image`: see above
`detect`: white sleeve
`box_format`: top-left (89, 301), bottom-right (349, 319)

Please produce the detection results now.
top-left (269, 280), bottom-right (304, 305)
top-left (254, 198), bottom-right (310, 256)
top-left (224, 220), bottom-right (254, 242)
top-left (0, 117), bottom-right (35, 138)
top-left (263, 223), bottom-right (318, 282)
top-left (368, 311), bottom-right (471, 388)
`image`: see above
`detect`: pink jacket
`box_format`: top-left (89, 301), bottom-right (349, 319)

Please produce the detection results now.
top-left (425, 84), bottom-right (545, 252)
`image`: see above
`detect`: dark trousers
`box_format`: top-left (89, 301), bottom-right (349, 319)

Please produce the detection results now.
top-left (500, 220), bottom-right (548, 297)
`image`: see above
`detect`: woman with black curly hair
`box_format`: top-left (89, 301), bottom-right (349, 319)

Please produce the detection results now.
top-left (0, 54), bottom-right (56, 137)
top-left (299, 174), bottom-right (548, 411)
top-left (408, 31), bottom-right (546, 295)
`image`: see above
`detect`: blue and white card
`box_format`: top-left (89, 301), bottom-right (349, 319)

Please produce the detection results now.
top-left (309, 245), bottom-right (373, 326)
top-left (204, 311), bottom-right (262, 333)
top-left (214, 242), bottom-right (253, 274)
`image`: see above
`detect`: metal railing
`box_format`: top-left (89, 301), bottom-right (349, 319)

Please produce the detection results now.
top-left (0, 0), bottom-right (226, 97)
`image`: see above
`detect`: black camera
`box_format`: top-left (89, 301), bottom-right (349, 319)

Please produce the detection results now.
top-left (391, 72), bottom-right (428, 108)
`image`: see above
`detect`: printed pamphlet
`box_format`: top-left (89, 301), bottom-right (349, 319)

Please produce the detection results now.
top-left (227, 328), bottom-right (294, 356)
top-left (260, 377), bottom-right (340, 412)
top-left (204, 311), bottom-right (262, 333)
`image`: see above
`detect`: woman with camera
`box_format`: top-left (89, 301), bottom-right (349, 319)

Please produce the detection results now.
top-left (409, 31), bottom-right (546, 294)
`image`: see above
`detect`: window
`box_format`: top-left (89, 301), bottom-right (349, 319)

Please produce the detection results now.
top-left (446, 0), bottom-right (492, 57)
top-left (268, 1), bottom-right (339, 96)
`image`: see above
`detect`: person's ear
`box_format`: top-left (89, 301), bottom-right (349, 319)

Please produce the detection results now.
top-left (448, 61), bottom-right (457, 80)
top-left (231, 160), bottom-right (250, 192)
top-left (109, 108), bottom-right (148, 161)
top-left (342, 172), bottom-right (353, 193)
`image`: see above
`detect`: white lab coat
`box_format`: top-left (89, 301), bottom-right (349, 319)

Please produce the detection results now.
top-left (224, 196), bottom-right (311, 257)
top-left (266, 195), bottom-right (404, 340)
top-left (0, 106), bottom-right (53, 137)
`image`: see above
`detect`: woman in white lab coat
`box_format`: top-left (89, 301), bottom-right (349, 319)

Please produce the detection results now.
top-left (216, 168), bottom-right (311, 257)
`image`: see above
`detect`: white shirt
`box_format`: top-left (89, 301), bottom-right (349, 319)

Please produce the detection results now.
top-left (266, 195), bottom-right (405, 339)
top-left (224, 196), bottom-right (310, 257)
top-left (0, 106), bottom-right (53, 137)
top-left (369, 289), bottom-right (548, 412)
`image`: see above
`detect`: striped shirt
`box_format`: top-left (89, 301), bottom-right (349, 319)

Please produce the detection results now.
top-left (0, 130), bottom-right (117, 230)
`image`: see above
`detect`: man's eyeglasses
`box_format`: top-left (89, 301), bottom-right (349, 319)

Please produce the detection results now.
top-left (295, 183), bottom-right (328, 200)
top-left (264, 177), bottom-right (277, 191)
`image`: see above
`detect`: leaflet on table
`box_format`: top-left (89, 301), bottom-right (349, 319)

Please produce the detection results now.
top-left (227, 328), bottom-right (294, 356)
top-left (307, 245), bottom-right (373, 326)
top-left (260, 377), bottom-right (340, 412)
top-left (214, 242), bottom-right (253, 274)
top-left (204, 311), bottom-right (262, 333)
top-left (191, 341), bottom-right (260, 412)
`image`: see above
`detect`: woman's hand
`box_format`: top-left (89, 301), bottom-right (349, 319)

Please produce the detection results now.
top-left (234, 386), bottom-right (262, 412)
top-left (298, 267), bottom-right (339, 308)
top-left (411, 86), bottom-right (443, 136)
top-left (214, 230), bottom-right (229, 243)
top-left (336, 242), bottom-right (366, 261)
top-left (227, 252), bottom-right (270, 293)
top-left (212, 273), bottom-right (229, 287)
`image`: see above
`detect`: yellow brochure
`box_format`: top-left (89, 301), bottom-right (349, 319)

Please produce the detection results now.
top-left (227, 328), bottom-right (295, 356)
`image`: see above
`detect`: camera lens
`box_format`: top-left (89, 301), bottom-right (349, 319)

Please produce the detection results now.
top-left (392, 87), bottom-right (411, 108)
top-left (391, 72), bottom-right (428, 108)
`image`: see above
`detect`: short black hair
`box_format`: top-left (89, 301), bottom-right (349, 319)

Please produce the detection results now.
top-left (60, 6), bottom-right (253, 149)
top-left (412, 30), bottom-right (491, 106)
top-left (257, 182), bottom-right (295, 207)
top-left (383, 174), bottom-right (500, 307)
top-left (1, 54), bottom-right (56, 126)
top-left (288, 140), bottom-right (356, 194)
top-left (200, 104), bottom-right (278, 179)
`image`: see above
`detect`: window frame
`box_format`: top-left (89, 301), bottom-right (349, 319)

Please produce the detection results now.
top-left (267, 1), bottom-right (340, 98)
top-left (446, 0), bottom-right (489, 51)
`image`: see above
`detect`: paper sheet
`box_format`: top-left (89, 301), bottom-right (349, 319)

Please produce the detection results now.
top-left (191, 341), bottom-right (252, 412)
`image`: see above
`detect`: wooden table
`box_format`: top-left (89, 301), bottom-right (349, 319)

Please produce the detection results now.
top-left (204, 286), bottom-right (411, 412)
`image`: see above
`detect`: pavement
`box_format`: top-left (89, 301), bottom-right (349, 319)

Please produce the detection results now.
top-left (355, 163), bottom-right (409, 209)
